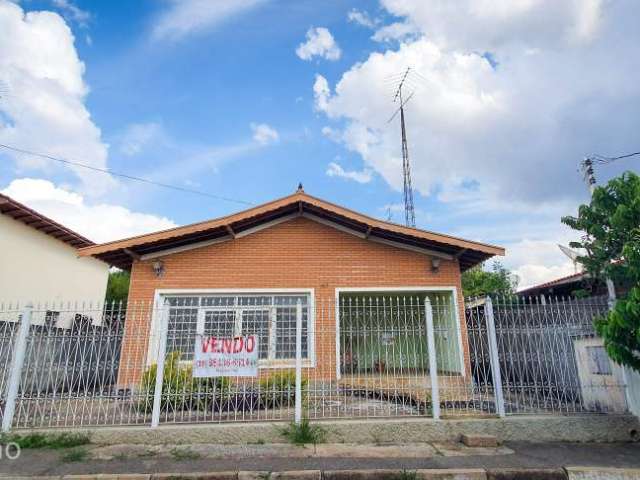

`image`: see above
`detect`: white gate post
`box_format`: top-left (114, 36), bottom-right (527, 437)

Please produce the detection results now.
top-left (485, 297), bottom-right (506, 417)
top-left (294, 299), bottom-right (303, 424)
top-left (424, 298), bottom-right (440, 420)
top-left (2, 303), bottom-right (33, 432)
top-left (151, 301), bottom-right (169, 428)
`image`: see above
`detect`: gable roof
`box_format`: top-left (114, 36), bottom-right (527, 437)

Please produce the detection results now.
top-left (518, 271), bottom-right (586, 295)
top-left (0, 193), bottom-right (94, 249)
top-left (78, 188), bottom-right (504, 270)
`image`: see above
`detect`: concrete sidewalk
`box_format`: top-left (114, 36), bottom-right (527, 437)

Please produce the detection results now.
top-left (0, 442), bottom-right (639, 478)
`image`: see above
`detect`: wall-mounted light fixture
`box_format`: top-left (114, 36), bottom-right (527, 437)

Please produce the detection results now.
top-left (152, 260), bottom-right (165, 278)
top-left (431, 257), bottom-right (441, 273)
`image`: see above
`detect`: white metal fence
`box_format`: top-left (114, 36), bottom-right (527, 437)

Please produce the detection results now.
top-left (0, 293), bottom-right (628, 431)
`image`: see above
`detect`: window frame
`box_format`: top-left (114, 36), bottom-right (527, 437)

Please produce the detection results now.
top-left (150, 288), bottom-right (316, 369)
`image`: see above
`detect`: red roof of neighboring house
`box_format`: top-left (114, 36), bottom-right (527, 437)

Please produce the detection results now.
top-left (518, 270), bottom-right (588, 295)
top-left (0, 193), bottom-right (94, 249)
top-left (79, 188), bottom-right (505, 270)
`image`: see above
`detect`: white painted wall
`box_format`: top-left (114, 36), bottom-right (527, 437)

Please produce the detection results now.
top-left (0, 214), bottom-right (109, 328)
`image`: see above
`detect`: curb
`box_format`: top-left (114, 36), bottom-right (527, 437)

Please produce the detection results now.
top-left (5, 467), bottom-right (640, 480)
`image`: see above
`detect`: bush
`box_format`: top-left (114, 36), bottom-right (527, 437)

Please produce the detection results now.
top-left (139, 352), bottom-right (232, 413)
top-left (259, 370), bottom-right (307, 408)
top-left (281, 418), bottom-right (325, 445)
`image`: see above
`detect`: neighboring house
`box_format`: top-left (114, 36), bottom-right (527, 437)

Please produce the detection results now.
top-left (518, 268), bottom-right (631, 298)
top-left (0, 193), bottom-right (109, 328)
top-left (79, 187), bottom-right (504, 388)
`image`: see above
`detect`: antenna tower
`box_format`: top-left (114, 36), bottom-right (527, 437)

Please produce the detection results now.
top-left (389, 67), bottom-right (416, 227)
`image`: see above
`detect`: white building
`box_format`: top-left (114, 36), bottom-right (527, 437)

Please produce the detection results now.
top-left (0, 193), bottom-right (109, 328)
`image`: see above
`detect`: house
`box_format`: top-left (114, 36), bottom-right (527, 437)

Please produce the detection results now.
top-left (0, 193), bottom-right (109, 328)
top-left (518, 269), bottom-right (631, 299)
top-left (79, 187), bottom-right (504, 389)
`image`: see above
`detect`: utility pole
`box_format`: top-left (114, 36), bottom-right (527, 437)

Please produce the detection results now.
top-left (389, 68), bottom-right (416, 228)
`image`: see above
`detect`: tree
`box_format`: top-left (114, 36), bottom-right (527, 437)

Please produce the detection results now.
top-left (105, 270), bottom-right (130, 304)
top-left (462, 261), bottom-right (518, 298)
top-left (562, 171), bottom-right (640, 372)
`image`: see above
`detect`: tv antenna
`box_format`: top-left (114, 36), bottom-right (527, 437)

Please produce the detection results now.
top-left (388, 67), bottom-right (417, 227)
top-left (558, 244), bottom-right (581, 274)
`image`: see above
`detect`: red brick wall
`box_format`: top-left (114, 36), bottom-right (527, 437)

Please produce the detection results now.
top-left (120, 216), bottom-right (468, 386)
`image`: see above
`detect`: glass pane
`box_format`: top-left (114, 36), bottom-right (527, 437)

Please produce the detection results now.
top-left (204, 310), bottom-right (236, 337)
top-left (201, 297), bottom-right (235, 307)
top-left (274, 296), bottom-right (308, 306)
top-left (166, 296), bottom-right (199, 307)
top-left (275, 307), bottom-right (308, 359)
top-left (166, 307), bottom-right (198, 360)
top-left (238, 296), bottom-right (271, 306)
top-left (242, 310), bottom-right (270, 359)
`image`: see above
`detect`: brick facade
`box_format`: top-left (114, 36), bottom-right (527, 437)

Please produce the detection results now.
top-left (119, 216), bottom-right (469, 387)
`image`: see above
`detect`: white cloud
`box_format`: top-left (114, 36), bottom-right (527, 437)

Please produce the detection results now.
top-left (326, 161), bottom-right (373, 184)
top-left (250, 122), bottom-right (279, 145)
top-left (371, 22), bottom-right (420, 43)
top-left (296, 27), bottom-right (341, 61)
top-left (314, 0), bottom-right (640, 290)
top-left (118, 122), bottom-right (164, 156)
top-left (313, 74), bottom-right (331, 111)
top-left (2, 178), bottom-right (177, 243)
top-left (379, 0), bottom-right (604, 51)
top-left (152, 0), bottom-right (266, 41)
top-left (0, 0), bottom-right (112, 195)
top-left (51, 0), bottom-right (90, 27)
top-left (347, 9), bottom-right (377, 29)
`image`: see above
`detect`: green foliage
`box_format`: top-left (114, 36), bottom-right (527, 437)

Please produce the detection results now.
top-left (395, 470), bottom-right (418, 480)
top-left (462, 261), bottom-right (518, 297)
top-left (139, 351), bottom-right (232, 412)
top-left (169, 446), bottom-right (202, 460)
top-left (60, 447), bottom-right (89, 463)
top-left (562, 171), bottom-right (640, 372)
top-left (259, 370), bottom-right (307, 408)
top-left (281, 417), bottom-right (326, 445)
top-left (106, 269), bottom-right (130, 304)
top-left (2, 432), bottom-right (90, 449)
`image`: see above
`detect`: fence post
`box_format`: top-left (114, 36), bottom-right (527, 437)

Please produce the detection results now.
top-left (485, 297), bottom-right (506, 417)
top-left (2, 303), bottom-right (32, 433)
top-left (294, 299), bottom-right (303, 424)
top-left (151, 301), bottom-right (169, 428)
top-left (424, 298), bottom-right (440, 420)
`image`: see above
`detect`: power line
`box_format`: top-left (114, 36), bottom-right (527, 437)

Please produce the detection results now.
top-left (0, 143), bottom-right (253, 206)
top-left (589, 151), bottom-right (640, 164)
top-left (580, 150), bottom-right (639, 194)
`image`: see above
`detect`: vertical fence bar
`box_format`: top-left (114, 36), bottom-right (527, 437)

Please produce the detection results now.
top-left (424, 298), bottom-right (440, 420)
top-left (151, 301), bottom-right (168, 428)
top-left (294, 299), bottom-right (303, 424)
top-left (2, 303), bottom-right (32, 433)
top-left (485, 297), bottom-right (506, 417)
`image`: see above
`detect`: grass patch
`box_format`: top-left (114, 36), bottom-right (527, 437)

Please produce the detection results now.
top-left (169, 447), bottom-right (201, 460)
top-left (281, 418), bottom-right (326, 446)
top-left (137, 449), bottom-right (158, 458)
top-left (395, 470), bottom-right (417, 480)
top-left (60, 447), bottom-right (89, 463)
top-left (1, 432), bottom-right (90, 449)
top-left (248, 438), bottom-right (266, 445)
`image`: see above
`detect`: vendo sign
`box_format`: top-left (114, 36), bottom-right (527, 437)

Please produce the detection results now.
top-left (193, 335), bottom-right (259, 377)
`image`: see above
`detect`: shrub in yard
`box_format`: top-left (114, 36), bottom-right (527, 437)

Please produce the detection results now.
top-left (259, 370), bottom-right (307, 408)
top-left (1, 432), bottom-right (90, 449)
top-left (281, 417), bottom-right (325, 445)
top-left (138, 351), bottom-right (232, 413)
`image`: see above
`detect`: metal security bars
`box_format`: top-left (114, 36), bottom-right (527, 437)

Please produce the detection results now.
top-left (0, 292), bottom-right (629, 431)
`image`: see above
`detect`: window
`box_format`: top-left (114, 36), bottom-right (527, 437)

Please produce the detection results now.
top-left (587, 346), bottom-right (612, 375)
top-left (164, 293), bottom-right (311, 363)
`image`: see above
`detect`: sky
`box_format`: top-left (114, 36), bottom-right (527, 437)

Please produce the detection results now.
top-left (0, 0), bottom-right (639, 289)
